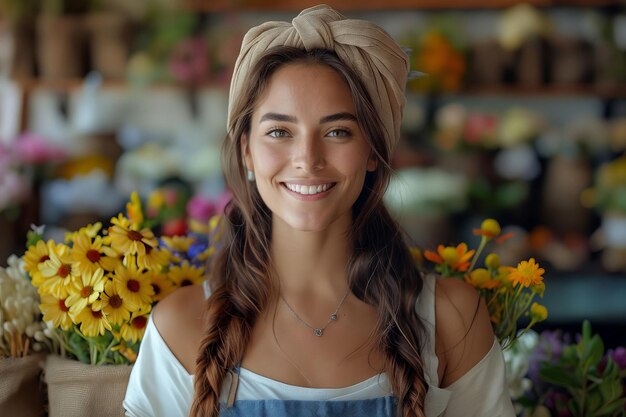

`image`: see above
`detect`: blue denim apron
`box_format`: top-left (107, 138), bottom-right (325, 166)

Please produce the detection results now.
top-left (219, 366), bottom-right (397, 417)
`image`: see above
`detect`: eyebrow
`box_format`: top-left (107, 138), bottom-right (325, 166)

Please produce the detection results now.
top-left (258, 112), bottom-right (357, 124)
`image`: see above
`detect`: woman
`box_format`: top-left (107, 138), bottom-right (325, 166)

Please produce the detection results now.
top-left (124, 5), bottom-right (515, 417)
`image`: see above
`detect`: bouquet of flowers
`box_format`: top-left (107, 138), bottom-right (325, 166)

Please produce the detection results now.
top-left (23, 192), bottom-right (215, 365)
top-left (420, 218), bottom-right (548, 349)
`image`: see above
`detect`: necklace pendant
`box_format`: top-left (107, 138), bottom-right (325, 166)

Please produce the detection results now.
top-left (314, 328), bottom-right (323, 337)
top-left (330, 314), bottom-right (337, 321)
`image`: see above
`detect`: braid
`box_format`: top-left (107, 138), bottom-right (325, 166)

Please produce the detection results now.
top-left (190, 202), bottom-right (272, 417)
top-left (349, 204), bottom-right (428, 417)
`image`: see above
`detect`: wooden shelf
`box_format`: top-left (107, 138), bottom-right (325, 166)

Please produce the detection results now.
top-left (456, 84), bottom-right (626, 99)
top-left (14, 78), bottom-right (626, 98)
top-left (184, 0), bottom-right (623, 12)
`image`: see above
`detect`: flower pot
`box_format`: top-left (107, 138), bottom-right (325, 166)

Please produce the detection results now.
top-left (84, 12), bottom-right (131, 80)
top-left (43, 355), bottom-right (132, 417)
top-left (0, 354), bottom-right (46, 417)
top-left (36, 15), bottom-right (85, 80)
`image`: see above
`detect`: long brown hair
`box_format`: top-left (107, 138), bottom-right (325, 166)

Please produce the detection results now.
top-left (190, 46), bottom-right (428, 417)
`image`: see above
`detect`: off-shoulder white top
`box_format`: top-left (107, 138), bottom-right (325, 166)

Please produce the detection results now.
top-left (124, 274), bottom-right (515, 416)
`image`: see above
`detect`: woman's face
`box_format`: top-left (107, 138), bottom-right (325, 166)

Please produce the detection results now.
top-left (243, 63), bottom-right (377, 233)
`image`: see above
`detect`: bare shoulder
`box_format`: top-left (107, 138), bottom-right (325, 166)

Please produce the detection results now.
top-left (434, 277), bottom-right (494, 387)
top-left (152, 284), bottom-right (207, 374)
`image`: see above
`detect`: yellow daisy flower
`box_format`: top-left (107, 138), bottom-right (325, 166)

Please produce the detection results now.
top-left (120, 313), bottom-right (150, 343)
top-left (168, 261), bottom-right (205, 287)
top-left (107, 222), bottom-right (158, 259)
top-left (161, 236), bottom-right (195, 253)
top-left (508, 258), bottom-right (545, 288)
top-left (113, 262), bottom-right (154, 311)
top-left (65, 222), bottom-right (103, 243)
top-left (65, 268), bottom-right (107, 315)
top-left (138, 245), bottom-right (170, 270)
top-left (101, 280), bottom-right (132, 326)
top-left (23, 239), bottom-right (53, 286)
top-left (73, 302), bottom-right (112, 337)
top-left (39, 294), bottom-right (73, 330)
top-left (38, 243), bottom-right (78, 298)
top-left (147, 271), bottom-right (175, 302)
top-left (72, 232), bottom-right (120, 276)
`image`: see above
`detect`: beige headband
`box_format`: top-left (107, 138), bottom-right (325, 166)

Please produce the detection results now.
top-left (227, 4), bottom-right (409, 155)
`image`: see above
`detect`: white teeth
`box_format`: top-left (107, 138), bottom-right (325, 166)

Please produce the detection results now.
top-left (285, 183), bottom-right (332, 195)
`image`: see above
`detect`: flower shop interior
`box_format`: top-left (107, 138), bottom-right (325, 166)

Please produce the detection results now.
top-left (1, 0), bottom-right (626, 416)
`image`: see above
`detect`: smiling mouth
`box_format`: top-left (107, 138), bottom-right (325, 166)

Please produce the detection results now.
top-left (282, 182), bottom-right (336, 196)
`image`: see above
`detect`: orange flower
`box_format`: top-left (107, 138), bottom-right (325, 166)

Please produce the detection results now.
top-left (424, 243), bottom-right (475, 272)
top-left (508, 258), bottom-right (545, 288)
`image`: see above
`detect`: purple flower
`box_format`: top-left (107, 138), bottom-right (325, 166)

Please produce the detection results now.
top-left (608, 347), bottom-right (626, 370)
top-left (528, 330), bottom-right (570, 387)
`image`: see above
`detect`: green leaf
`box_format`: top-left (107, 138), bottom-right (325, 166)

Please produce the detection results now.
top-left (583, 335), bottom-right (605, 366)
top-left (586, 391), bottom-right (603, 415)
top-left (540, 364), bottom-right (582, 389)
top-left (594, 398), bottom-right (626, 416)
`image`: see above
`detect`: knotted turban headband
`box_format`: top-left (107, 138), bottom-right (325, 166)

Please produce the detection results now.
top-left (227, 4), bottom-right (409, 155)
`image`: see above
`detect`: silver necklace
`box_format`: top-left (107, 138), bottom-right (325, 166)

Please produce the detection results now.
top-left (280, 288), bottom-right (350, 337)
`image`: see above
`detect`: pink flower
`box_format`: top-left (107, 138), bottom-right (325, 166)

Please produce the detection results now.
top-left (186, 192), bottom-right (231, 222)
top-left (168, 37), bottom-right (209, 84)
top-left (0, 169), bottom-right (29, 211)
top-left (14, 133), bottom-right (65, 164)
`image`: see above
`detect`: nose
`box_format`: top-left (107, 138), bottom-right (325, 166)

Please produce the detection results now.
top-left (293, 134), bottom-right (325, 173)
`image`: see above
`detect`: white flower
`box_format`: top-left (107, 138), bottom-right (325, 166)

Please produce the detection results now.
top-left (0, 254), bottom-right (53, 357)
top-left (503, 330), bottom-right (539, 400)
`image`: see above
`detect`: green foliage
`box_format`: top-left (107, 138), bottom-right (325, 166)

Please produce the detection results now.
top-left (539, 321), bottom-right (626, 417)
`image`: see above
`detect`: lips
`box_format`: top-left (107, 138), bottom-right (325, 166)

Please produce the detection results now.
top-left (282, 182), bottom-right (336, 196)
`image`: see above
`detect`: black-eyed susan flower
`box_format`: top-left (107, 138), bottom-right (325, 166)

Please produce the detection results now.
top-left (23, 239), bottom-right (53, 287)
top-left (38, 243), bottom-right (78, 299)
top-left (71, 232), bottom-right (119, 275)
top-left (39, 294), bottom-right (73, 331)
top-left (73, 302), bottom-right (112, 337)
top-left (65, 268), bottom-right (107, 316)
top-left (508, 258), bottom-right (545, 288)
top-left (100, 280), bottom-right (132, 326)
top-left (65, 222), bottom-right (102, 243)
top-left (107, 221), bottom-right (158, 259)
top-left (137, 245), bottom-right (170, 270)
top-left (168, 261), bottom-right (205, 287)
top-left (147, 271), bottom-right (175, 302)
top-left (120, 313), bottom-right (150, 343)
top-left (113, 262), bottom-right (154, 311)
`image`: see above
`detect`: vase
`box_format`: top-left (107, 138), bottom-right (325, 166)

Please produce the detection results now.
top-left (43, 355), bottom-right (132, 417)
top-left (0, 354), bottom-right (46, 417)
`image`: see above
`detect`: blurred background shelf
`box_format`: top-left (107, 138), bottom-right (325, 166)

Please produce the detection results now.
top-left (184, 0), bottom-right (626, 12)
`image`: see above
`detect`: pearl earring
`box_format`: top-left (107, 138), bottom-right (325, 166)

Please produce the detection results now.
top-left (247, 170), bottom-right (255, 182)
